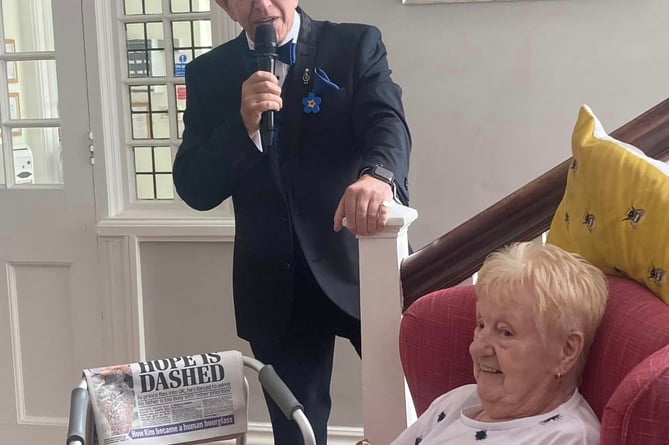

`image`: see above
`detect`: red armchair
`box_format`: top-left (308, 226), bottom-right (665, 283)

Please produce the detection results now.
top-left (399, 276), bottom-right (669, 444)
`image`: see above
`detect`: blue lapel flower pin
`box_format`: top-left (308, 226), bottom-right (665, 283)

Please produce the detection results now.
top-left (302, 91), bottom-right (322, 114)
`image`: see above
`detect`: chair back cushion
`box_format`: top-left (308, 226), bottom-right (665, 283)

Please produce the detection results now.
top-left (581, 275), bottom-right (669, 418)
top-left (399, 276), bottom-right (669, 425)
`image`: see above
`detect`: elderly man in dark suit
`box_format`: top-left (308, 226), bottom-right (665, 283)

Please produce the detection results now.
top-left (173, 1), bottom-right (411, 444)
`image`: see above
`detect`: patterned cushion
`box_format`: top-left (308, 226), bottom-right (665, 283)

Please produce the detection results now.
top-left (547, 105), bottom-right (669, 304)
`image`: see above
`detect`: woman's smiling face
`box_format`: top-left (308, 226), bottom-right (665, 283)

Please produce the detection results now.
top-left (469, 288), bottom-right (564, 421)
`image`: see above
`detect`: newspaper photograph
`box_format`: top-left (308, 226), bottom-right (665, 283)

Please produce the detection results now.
top-left (83, 350), bottom-right (247, 444)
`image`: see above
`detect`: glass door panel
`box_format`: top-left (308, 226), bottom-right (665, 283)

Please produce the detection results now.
top-left (0, 0), bottom-right (61, 186)
top-left (12, 127), bottom-right (61, 184)
top-left (1, 0), bottom-right (54, 52)
top-left (7, 60), bottom-right (59, 118)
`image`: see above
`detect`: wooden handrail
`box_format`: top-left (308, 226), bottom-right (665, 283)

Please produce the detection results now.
top-left (401, 99), bottom-right (669, 311)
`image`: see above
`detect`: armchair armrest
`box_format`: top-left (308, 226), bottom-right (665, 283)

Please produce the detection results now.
top-left (601, 344), bottom-right (669, 445)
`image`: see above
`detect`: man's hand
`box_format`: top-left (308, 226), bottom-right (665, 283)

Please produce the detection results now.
top-left (334, 175), bottom-right (394, 236)
top-left (240, 71), bottom-right (282, 134)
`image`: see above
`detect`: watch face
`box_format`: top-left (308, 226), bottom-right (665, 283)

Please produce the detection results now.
top-left (373, 165), bottom-right (394, 184)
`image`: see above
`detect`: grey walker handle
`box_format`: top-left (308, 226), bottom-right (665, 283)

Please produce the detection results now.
top-left (258, 364), bottom-right (304, 420)
top-left (66, 380), bottom-right (89, 445)
top-left (242, 356), bottom-right (316, 445)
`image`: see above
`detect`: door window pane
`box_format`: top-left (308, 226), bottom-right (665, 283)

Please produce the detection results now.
top-left (172, 20), bottom-right (211, 77)
top-left (5, 60), bottom-right (59, 119)
top-left (12, 127), bottom-right (62, 185)
top-left (150, 85), bottom-right (168, 111)
top-left (133, 146), bottom-right (174, 200)
top-left (124, 0), bottom-right (143, 15)
top-left (136, 174), bottom-right (155, 199)
top-left (124, 0), bottom-right (162, 15)
top-left (192, 20), bottom-right (211, 48)
top-left (175, 84), bottom-right (186, 138)
top-left (154, 146), bottom-right (172, 172)
top-left (2, 0), bottom-right (55, 52)
top-left (1, 0), bottom-right (61, 187)
top-left (134, 146), bottom-right (153, 172)
top-left (172, 21), bottom-right (192, 48)
top-left (194, 47), bottom-right (210, 58)
top-left (130, 85), bottom-right (169, 139)
top-left (144, 0), bottom-right (162, 14)
top-left (171, 0), bottom-right (189, 13)
top-left (130, 86), bottom-right (149, 111)
top-left (171, 0), bottom-right (210, 13)
top-left (120, 1), bottom-right (211, 201)
top-left (126, 23), bottom-right (165, 78)
top-left (155, 174), bottom-right (174, 199)
top-left (131, 113), bottom-right (170, 140)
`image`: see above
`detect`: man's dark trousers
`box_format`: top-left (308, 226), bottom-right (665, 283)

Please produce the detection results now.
top-left (250, 250), bottom-right (361, 445)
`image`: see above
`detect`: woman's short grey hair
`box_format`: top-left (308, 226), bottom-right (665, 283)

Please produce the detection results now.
top-left (475, 241), bottom-right (608, 363)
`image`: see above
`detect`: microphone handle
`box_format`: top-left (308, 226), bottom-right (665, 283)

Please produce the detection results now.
top-left (257, 56), bottom-right (276, 142)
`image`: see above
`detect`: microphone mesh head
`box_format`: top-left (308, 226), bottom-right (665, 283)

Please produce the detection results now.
top-left (254, 24), bottom-right (277, 56)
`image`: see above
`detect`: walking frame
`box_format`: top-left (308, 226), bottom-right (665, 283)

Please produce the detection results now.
top-left (67, 354), bottom-right (316, 445)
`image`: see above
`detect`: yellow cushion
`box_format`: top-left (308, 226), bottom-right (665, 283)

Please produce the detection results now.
top-left (547, 105), bottom-right (669, 304)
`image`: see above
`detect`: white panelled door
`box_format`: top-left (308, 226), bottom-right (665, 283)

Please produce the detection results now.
top-left (0, 0), bottom-right (103, 442)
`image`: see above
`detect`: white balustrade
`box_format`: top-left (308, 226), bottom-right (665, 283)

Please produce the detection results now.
top-left (346, 203), bottom-right (418, 445)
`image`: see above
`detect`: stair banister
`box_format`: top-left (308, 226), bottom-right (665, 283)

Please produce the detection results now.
top-left (401, 99), bottom-right (669, 311)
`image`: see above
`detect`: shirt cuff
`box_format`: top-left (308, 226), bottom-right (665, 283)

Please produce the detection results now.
top-left (249, 130), bottom-right (263, 152)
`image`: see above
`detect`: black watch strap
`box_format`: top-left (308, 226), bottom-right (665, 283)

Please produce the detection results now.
top-left (359, 165), bottom-right (394, 185)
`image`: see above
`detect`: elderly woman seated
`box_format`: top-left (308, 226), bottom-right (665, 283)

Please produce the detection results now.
top-left (390, 241), bottom-right (608, 445)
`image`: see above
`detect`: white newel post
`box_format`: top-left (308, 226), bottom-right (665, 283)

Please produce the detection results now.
top-left (353, 204), bottom-right (418, 445)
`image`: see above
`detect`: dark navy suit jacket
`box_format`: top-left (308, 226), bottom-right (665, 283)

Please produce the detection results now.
top-left (174, 8), bottom-right (411, 344)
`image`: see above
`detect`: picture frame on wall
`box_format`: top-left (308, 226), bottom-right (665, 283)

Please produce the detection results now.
top-left (9, 92), bottom-right (22, 136)
top-left (5, 39), bottom-right (17, 83)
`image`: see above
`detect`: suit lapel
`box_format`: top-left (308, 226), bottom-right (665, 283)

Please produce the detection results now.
top-left (282, 8), bottom-right (318, 156)
top-left (230, 31), bottom-right (253, 78)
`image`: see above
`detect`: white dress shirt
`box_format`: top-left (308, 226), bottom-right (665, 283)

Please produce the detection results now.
top-left (247, 11), bottom-right (300, 151)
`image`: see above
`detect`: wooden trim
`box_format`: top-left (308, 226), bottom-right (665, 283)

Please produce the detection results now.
top-left (401, 98), bottom-right (669, 310)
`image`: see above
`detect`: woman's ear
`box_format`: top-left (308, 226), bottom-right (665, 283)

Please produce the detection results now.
top-left (558, 331), bottom-right (585, 375)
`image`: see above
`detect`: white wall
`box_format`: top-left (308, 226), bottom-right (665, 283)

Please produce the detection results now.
top-left (301, 0), bottom-right (669, 249)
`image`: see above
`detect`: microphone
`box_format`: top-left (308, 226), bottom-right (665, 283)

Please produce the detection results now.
top-left (254, 24), bottom-right (278, 145)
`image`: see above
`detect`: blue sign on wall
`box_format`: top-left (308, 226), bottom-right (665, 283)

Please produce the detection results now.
top-left (175, 54), bottom-right (188, 77)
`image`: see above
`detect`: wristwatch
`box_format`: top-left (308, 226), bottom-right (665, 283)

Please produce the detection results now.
top-left (360, 164), bottom-right (394, 186)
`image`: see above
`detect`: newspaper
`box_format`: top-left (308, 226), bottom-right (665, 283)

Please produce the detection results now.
top-left (83, 350), bottom-right (247, 445)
